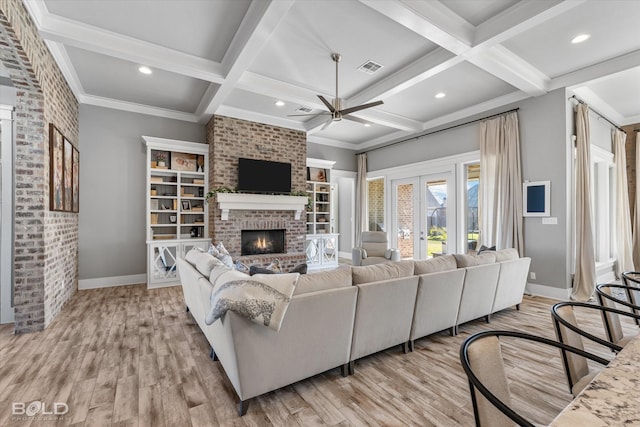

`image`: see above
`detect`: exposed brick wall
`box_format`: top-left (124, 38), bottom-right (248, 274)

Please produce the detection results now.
top-left (206, 115), bottom-right (306, 267)
top-left (0, 0), bottom-right (79, 333)
top-left (623, 124), bottom-right (638, 219)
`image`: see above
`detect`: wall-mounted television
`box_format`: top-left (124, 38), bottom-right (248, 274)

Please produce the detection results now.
top-left (238, 158), bottom-right (291, 194)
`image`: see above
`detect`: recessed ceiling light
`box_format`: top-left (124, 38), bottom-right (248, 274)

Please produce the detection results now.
top-left (138, 66), bottom-right (152, 75)
top-left (435, 92), bottom-right (446, 99)
top-left (364, 123), bottom-right (371, 127)
top-left (274, 100), bottom-right (286, 107)
top-left (571, 34), bottom-right (590, 44)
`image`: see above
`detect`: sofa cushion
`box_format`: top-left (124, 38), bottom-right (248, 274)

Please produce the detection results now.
top-left (454, 252), bottom-right (496, 268)
top-left (195, 253), bottom-right (224, 277)
top-left (495, 248), bottom-right (520, 261)
top-left (185, 247), bottom-right (204, 266)
top-left (414, 255), bottom-right (457, 275)
top-left (209, 265), bottom-right (247, 287)
top-left (352, 260), bottom-right (414, 285)
top-left (294, 266), bottom-right (352, 296)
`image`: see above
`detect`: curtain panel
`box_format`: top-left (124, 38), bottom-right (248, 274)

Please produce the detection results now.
top-left (634, 131), bottom-right (640, 270)
top-left (613, 129), bottom-right (634, 276)
top-left (572, 104), bottom-right (597, 301)
top-left (478, 111), bottom-right (524, 254)
top-left (355, 153), bottom-right (368, 247)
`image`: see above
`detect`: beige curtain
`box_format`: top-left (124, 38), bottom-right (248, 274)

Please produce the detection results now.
top-left (478, 111), bottom-right (524, 254)
top-left (613, 130), bottom-right (634, 276)
top-left (634, 131), bottom-right (640, 270)
top-left (355, 153), bottom-right (368, 246)
top-left (572, 104), bottom-right (596, 301)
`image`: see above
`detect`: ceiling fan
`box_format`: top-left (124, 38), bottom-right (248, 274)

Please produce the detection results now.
top-left (289, 53), bottom-right (383, 130)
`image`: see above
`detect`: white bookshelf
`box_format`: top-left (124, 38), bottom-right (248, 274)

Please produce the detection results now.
top-left (143, 136), bottom-right (210, 288)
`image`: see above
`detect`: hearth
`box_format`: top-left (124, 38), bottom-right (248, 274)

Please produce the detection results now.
top-left (241, 229), bottom-right (285, 256)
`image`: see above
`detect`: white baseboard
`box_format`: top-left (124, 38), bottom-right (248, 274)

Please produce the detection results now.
top-left (525, 282), bottom-right (572, 301)
top-left (79, 274), bottom-right (147, 290)
top-left (338, 251), bottom-right (351, 260)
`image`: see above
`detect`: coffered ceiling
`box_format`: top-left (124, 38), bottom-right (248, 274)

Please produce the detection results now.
top-left (23, 0), bottom-right (640, 150)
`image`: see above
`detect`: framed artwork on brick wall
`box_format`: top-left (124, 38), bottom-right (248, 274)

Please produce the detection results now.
top-left (63, 138), bottom-right (73, 212)
top-left (72, 146), bottom-right (80, 212)
top-left (49, 124), bottom-right (65, 211)
top-left (49, 123), bottom-right (79, 213)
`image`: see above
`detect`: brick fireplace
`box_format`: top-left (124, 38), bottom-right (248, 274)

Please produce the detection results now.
top-left (206, 115), bottom-right (307, 269)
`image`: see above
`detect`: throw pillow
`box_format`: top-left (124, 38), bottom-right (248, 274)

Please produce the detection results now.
top-left (208, 243), bottom-right (219, 257)
top-left (205, 272), bottom-right (300, 331)
top-left (249, 265), bottom-right (275, 276)
top-left (185, 248), bottom-right (202, 266)
top-left (195, 253), bottom-right (224, 277)
top-left (267, 259), bottom-right (283, 273)
top-left (477, 245), bottom-right (496, 254)
top-left (216, 241), bottom-right (230, 255)
top-left (235, 261), bottom-right (250, 274)
top-left (290, 263), bottom-right (307, 275)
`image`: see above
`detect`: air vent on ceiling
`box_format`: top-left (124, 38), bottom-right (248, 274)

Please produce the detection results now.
top-left (295, 106), bottom-right (313, 113)
top-left (358, 60), bottom-right (384, 75)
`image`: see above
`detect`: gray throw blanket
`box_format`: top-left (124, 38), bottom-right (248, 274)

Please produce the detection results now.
top-left (205, 273), bottom-right (299, 332)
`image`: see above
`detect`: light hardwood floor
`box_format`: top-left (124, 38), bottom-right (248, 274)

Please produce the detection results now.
top-left (0, 284), bottom-right (636, 427)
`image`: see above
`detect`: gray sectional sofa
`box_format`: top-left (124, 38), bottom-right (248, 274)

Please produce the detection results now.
top-left (177, 248), bottom-right (530, 416)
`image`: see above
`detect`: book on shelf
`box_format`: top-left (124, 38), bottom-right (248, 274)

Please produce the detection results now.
top-left (150, 213), bottom-right (158, 224)
top-left (193, 179), bottom-right (205, 185)
top-left (150, 177), bottom-right (163, 183)
top-left (191, 206), bottom-right (203, 212)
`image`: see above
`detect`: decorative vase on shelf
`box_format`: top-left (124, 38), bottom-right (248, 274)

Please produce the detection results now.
top-left (158, 161), bottom-right (166, 168)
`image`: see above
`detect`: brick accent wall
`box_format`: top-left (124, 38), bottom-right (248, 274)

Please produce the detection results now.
top-left (0, 0), bottom-right (79, 333)
top-left (206, 115), bottom-right (306, 268)
top-left (396, 183), bottom-right (414, 258)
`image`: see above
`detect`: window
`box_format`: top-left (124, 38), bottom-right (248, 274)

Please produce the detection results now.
top-left (464, 163), bottom-right (480, 253)
top-left (367, 178), bottom-right (384, 231)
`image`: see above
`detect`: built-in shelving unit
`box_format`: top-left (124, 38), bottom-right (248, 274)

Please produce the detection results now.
top-left (306, 158), bottom-right (338, 269)
top-left (143, 136), bottom-right (211, 288)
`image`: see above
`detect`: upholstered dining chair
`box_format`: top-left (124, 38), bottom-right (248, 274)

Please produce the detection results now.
top-left (551, 301), bottom-right (640, 396)
top-left (460, 330), bottom-right (608, 427)
top-left (596, 283), bottom-right (640, 345)
top-left (352, 231), bottom-right (401, 266)
top-left (621, 271), bottom-right (640, 324)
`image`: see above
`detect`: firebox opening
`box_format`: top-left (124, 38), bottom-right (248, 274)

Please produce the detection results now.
top-left (241, 229), bottom-right (286, 256)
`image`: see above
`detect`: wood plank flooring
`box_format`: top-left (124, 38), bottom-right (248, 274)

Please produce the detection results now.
top-left (0, 284), bottom-right (636, 426)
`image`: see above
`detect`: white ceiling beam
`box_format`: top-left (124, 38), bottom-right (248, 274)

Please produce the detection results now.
top-left (348, 109), bottom-right (423, 133)
top-left (550, 49), bottom-right (640, 91)
top-left (236, 72), bottom-right (327, 111)
top-left (348, 48), bottom-right (461, 107)
top-left (215, 105), bottom-right (306, 131)
top-left (81, 94), bottom-right (199, 123)
top-left (360, 0), bottom-right (474, 55)
top-left (197, 0), bottom-right (295, 118)
top-left (466, 45), bottom-right (549, 96)
top-left (474, 0), bottom-right (586, 48)
top-left (30, 5), bottom-right (224, 83)
top-left (306, 135), bottom-right (361, 150)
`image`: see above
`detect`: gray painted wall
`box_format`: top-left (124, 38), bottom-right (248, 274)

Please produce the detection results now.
top-left (365, 89), bottom-right (573, 291)
top-left (307, 142), bottom-right (357, 171)
top-left (78, 105), bottom-right (204, 280)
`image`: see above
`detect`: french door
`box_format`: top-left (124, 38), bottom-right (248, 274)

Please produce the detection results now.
top-left (391, 172), bottom-right (455, 259)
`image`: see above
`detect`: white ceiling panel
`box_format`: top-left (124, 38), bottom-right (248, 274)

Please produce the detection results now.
top-left (44, 0), bottom-right (251, 62)
top-left (380, 62), bottom-right (517, 122)
top-left (503, 1), bottom-right (640, 78)
top-left (441, 0), bottom-right (519, 26)
top-left (248, 0), bottom-right (439, 98)
top-left (66, 46), bottom-right (212, 113)
top-left (224, 88), bottom-right (323, 123)
top-left (312, 118), bottom-right (398, 145)
top-left (20, 0), bottom-right (640, 148)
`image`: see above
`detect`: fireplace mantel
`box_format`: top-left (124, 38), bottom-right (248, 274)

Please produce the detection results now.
top-left (216, 193), bottom-right (308, 220)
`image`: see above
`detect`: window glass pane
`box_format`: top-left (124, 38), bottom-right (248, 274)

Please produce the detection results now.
top-left (425, 179), bottom-right (447, 258)
top-left (466, 163), bottom-right (480, 253)
top-left (367, 178), bottom-right (384, 231)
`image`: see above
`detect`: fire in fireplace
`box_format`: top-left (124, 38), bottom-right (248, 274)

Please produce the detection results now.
top-left (241, 229), bottom-right (285, 256)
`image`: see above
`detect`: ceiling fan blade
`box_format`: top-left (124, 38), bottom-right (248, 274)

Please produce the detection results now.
top-left (317, 95), bottom-right (336, 113)
top-left (339, 100), bottom-right (384, 116)
top-left (286, 112), bottom-right (330, 117)
top-left (320, 118), bottom-right (333, 131)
